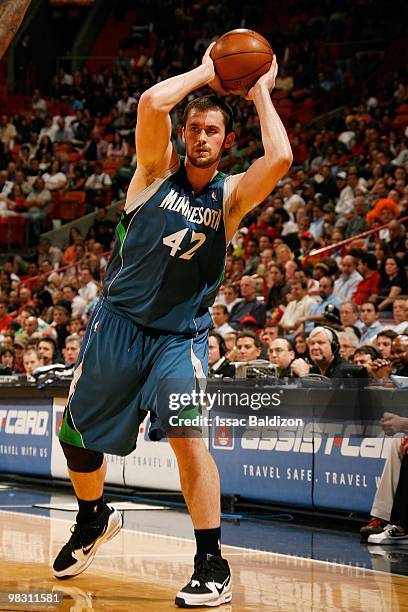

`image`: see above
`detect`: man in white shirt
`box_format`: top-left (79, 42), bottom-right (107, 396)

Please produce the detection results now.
top-left (280, 279), bottom-right (315, 335)
top-left (334, 255), bottom-right (363, 302)
top-left (359, 302), bottom-right (383, 345)
top-left (78, 268), bottom-right (98, 304)
top-left (217, 283), bottom-right (242, 313)
top-left (62, 285), bottom-right (87, 318)
top-left (382, 298), bottom-right (408, 335)
top-left (212, 304), bottom-right (234, 337)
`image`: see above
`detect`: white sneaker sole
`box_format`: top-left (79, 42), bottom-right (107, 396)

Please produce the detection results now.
top-left (53, 508), bottom-right (122, 579)
top-left (175, 588), bottom-right (232, 608)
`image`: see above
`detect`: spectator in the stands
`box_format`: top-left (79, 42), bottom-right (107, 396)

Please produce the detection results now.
top-left (38, 337), bottom-right (58, 366)
top-left (275, 243), bottom-right (297, 281)
top-left (208, 331), bottom-right (235, 378)
top-left (211, 304), bottom-right (234, 338)
top-left (63, 334), bottom-right (81, 367)
top-left (52, 117), bottom-right (74, 144)
top-left (0, 298), bottom-right (13, 332)
top-left (377, 257), bottom-right (406, 315)
top-left (0, 346), bottom-right (18, 374)
top-left (339, 300), bottom-right (364, 331)
top-left (62, 284), bottom-right (87, 318)
top-left (375, 330), bottom-right (398, 359)
top-left (23, 176), bottom-right (51, 226)
top-left (265, 263), bottom-right (290, 315)
top-left (42, 159), bottom-right (67, 191)
top-left (78, 267), bottom-right (98, 304)
top-left (359, 302), bottom-right (383, 345)
top-left (268, 338), bottom-right (295, 377)
top-left (243, 238), bottom-right (260, 275)
top-left (343, 195), bottom-right (369, 238)
top-left (51, 305), bottom-right (70, 353)
top-left (23, 347), bottom-right (41, 376)
top-left (338, 331), bottom-right (360, 361)
top-left (260, 322), bottom-right (283, 347)
top-left (290, 327), bottom-right (352, 378)
top-left (280, 279), bottom-right (315, 336)
top-left (391, 335), bottom-right (408, 376)
top-left (221, 283), bottom-right (241, 313)
top-left (385, 298), bottom-right (408, 335)
top-left (84, 162), bottom-right (112, 207)
top-left (293, 266), bottom-right (319, 299)
top-left (334, 255), bottom-right (363, 302)
top-left (229, 276), bottom-right (265, 330)
top-left (354, 253), bottom-right (381, 305)
top-left (236, 331), bottom-right (262, 362)
top-left (353, 346), bottom-right (382, 378)
top-left (89, 207), bottom-right (115, 251)
top-left (83, 128), bottom-right (108, 162)
top-left (293, 332), bottom-right (310, 362)
top-left (304, 276), bottom-right (340, 333)
top-left (106, 133), bottom-right (130, 159)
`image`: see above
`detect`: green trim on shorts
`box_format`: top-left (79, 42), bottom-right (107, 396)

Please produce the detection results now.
top-left (175, 405), bottom-right (202, 432)
top-left (58, 409), bottom-right (85, 448)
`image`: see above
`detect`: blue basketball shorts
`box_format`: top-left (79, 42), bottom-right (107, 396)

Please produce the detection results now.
top-left (58, 298), bottom-right (208, 456)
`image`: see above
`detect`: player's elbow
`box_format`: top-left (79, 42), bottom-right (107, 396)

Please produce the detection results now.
top-left (271, 154), bottom-right (293, 178)
top-left (138, 90), bottom-right (166, 113)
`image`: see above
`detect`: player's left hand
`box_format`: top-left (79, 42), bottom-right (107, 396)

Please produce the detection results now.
top-left (380, 412), bottom-right (406, 436)
top-left (246, 55), bottom-right (278, 100)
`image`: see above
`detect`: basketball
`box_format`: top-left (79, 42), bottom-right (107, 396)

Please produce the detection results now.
top-left (210, 29), bottom-right (273, 93)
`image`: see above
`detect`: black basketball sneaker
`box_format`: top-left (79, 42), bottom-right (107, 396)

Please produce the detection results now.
top-left (175, 554), bottom-right (232, 608)
top-left (53, 504), bottom-right (122, 579)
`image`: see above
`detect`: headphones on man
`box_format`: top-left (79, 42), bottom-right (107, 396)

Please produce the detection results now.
top-left (321, 326), bottom-right (340, 356)
top-left (209, 332), bottom-right (226, 357)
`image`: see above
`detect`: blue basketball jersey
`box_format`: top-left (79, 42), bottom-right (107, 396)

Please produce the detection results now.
top-left (103, 158), bottom-right (229, 335)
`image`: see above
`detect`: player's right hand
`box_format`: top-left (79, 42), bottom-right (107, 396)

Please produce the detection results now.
top-left (202, 42), bottom-right (228, 96)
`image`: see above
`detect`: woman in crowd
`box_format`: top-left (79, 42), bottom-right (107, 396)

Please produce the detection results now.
top-left (106, 133), bottom-right (130, 159)
top-left (294, 332), bottom-right (311, 363)
top-left (377, 256), bottom-right (406, 315)
top-left (275, 243), bottom-right (297, 281)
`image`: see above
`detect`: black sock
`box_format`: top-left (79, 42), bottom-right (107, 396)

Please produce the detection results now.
top-left (194, 527), bottom-right (221, 558)
top-left (76, 495), bottom-right (105, 524)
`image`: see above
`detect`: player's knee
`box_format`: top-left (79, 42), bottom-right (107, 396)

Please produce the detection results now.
top-left (60, 440), bottom-right (104, 473)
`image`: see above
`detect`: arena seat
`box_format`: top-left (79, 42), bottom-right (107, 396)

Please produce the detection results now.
top-left (59, 191), bottom-right (87, 222)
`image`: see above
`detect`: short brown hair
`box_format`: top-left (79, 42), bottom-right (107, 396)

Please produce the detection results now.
top-left (183, 95), bottom-right (234, 134)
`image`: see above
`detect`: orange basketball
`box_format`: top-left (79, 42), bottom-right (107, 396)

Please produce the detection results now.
top-left (210, 29), bottom-right (273, 93)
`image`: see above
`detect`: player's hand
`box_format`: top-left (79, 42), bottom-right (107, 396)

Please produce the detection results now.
top-left (246, 55), bottom-right (278, 100)
top-left (202, 42), bottom-right (228, 95)
top-left (380, 412), bottom-right (406, 436)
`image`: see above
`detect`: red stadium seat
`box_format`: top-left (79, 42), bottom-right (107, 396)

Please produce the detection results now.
top-left (59, 191), bottom-right (87, 222)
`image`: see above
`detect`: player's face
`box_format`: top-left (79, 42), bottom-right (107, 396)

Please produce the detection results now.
top-left (183, 109), bottom-right (232, 169)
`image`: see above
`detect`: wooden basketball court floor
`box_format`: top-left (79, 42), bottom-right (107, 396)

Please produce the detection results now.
top-left (0, 486), bottom-right (408, 611)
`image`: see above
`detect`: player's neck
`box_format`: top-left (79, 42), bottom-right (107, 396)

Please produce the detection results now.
top-left (184, 159), bottom-right (219, 195)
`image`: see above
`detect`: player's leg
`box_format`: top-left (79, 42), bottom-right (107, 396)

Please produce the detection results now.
top-left (144, 329), bottom-right (231, 607)
top-left (53, 443), bottom-right (122, 579)
top-left (170, 436), bottom-right (231, 608)
top-left (53, 301), bottom-right (146, 579)
top-left (169, 436), bottom-right (220, 529)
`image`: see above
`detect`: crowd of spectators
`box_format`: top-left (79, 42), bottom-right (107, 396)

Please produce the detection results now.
top-left (0, 0), bottom-right (407, 384)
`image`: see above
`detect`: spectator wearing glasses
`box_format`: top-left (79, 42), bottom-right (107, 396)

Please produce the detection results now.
top-left (268, 338), bottom-right (295, 378)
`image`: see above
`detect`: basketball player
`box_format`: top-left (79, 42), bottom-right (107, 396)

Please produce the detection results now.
top-left (53, 42), bottom-right (292, 608)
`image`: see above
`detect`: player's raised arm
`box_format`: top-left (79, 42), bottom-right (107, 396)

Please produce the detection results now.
top-left (224, 57), bottom-right (293, 242)
top-left (134, 44), bottom-right (220, 179)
